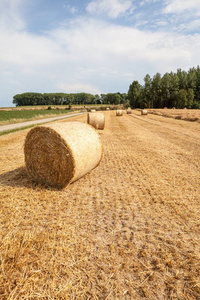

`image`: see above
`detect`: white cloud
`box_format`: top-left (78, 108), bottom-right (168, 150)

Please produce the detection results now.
top-left (63, 5), bottom-right (78, 14)
top-left (48, 18), bottom-right (200, 88)
top-left (56, 82), bottom-right (102, 95)
top-left (0, 0), bottom-right (25, 30)
top-left (0, 28), bottom-right (66, 69)
top-left (86, 0), bottom-right (135, 18)
top-left (163, 0), bottom-right (200, 15)
top-left (140, 0), bottom-right (161, 6)
top-left (0, 1), bottom-right (200, 106)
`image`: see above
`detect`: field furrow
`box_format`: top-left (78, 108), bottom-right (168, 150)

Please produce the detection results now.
top-left (0, 110), bottom-right (200, 299)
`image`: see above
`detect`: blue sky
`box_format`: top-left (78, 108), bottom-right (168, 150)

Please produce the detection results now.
top-left (0, 0), bottom-right (200, 107)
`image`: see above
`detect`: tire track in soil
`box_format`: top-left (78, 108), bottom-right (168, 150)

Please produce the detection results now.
top-left (70, 111), bottom-right (200, 267)
top-left (1, 110), bottom-right (200, 298)
top-left (83, 110), bottom-right (200, 298)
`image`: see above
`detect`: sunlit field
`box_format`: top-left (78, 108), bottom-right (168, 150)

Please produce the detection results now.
top-left (0, 110), bottom-right (200, 299)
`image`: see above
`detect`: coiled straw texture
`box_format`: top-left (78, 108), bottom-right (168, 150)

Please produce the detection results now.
top-left (87, 112), bottom-right (105, 130)
top-left (141, 109), bottom-right (148, 115)
top-left (24, 121), bottom-right (103, 189)
top-left (116, 109), bottom-right (123, 116)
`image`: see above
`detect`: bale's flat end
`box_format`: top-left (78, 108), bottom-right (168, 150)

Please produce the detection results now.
top-left (24, 122), bottom-right (103, 189)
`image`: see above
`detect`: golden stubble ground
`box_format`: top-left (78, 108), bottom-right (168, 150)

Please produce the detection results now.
top-left (0, 110), bottom-right (200, 299)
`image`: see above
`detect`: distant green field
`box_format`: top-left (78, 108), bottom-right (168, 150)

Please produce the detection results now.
top-left (0, 109), bottom-right (71, 123)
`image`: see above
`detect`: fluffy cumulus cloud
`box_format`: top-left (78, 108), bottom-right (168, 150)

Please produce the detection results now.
top-left (86, 0), bottom-right (135, 18)
top-left (0, 0), bottom-right (200, 106)
top-left (56, 82), bottom-right (102, 95)
top-left (163, 0), bottom-right (200, 14)
top-left (47, 17), bottom-right (200, 97)
top-left (63, 5), bottom-right (78, 15)
top-left (0, 29), bottom-right (65, 69)
top-left (0, 0), bottom-right (25, 30)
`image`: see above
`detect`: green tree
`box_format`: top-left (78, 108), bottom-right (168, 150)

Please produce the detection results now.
top-left (177, 69), bottom-right (187, 90)
top-left (161, 73), bottom-right (171, 108)
top-left (195, 65), bottom-right (200, 103)
top-left (169, 72), bottom-right (179, 108)
top-left (103, 93), bottom-right (121, 105)
top-left (143, 74), bottom-right (152, 108)
top-left (151, 73), bottom-right (162, 108)
top-left (128, 80), bottom-right (142, 108)
top-left (187, 88), bottom-right (194, 108)
top-left (174, 89), bottom-right (187, 108)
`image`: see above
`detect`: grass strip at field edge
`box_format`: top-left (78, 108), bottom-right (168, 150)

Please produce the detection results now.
top-left (0, 112), bottom-right (87, 136)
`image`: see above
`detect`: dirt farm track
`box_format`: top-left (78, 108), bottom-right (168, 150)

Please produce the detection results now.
top-left (0, 110), bottom-right (200, 299)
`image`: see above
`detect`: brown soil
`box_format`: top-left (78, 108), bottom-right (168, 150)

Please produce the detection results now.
top-left (0, 110), bottom-right (200, 299)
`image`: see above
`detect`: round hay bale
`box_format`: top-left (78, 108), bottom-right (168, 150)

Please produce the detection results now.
top-left (91, 109), bottom-right (96, 112)
top-left (24, 121), bottom-right (103, 189)
top-left (141, 109), bottom-right (148, 115)
top-left (127, 107), bottom-right (132, 114)
top-left (106, 107), bottom-right (110, 110)
top-left (87, 112), bottom-right (105, 130)
top-left (116, 109), bottom-right (123, 116)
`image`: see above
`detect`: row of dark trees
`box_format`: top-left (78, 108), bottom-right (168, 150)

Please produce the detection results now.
top-left (128, 66), bottom-right (200, 109)
top-left (13, 66), bottom-right (200, 109)
top-left (12, 92), bottom-right (128, 107)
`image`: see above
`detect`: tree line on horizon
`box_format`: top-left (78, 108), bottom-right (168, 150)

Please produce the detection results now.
top-left (12, 92), bottom-right (128, 107)
top-left (128, 66), bottom-right (200, 109)
top-left (13, 66), bottom-right (200, 109)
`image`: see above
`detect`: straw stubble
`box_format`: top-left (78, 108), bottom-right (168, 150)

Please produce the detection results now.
top-left (24, 121), bottom-right (103, 189)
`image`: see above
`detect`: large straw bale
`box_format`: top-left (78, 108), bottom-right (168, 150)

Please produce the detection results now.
top-left (87, 112), bottom-right (105, 130)
top-left (24, 121), bottom-right (103, 189)
top-left (141, 109), bottom-right (148, 115)
top-left (116, 109), bottom-right (123, 116)
top-left (127, 107), bottom-right (132, 114)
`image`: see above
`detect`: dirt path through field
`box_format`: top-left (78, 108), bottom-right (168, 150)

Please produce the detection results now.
top-left (0, 110), bottom-right (200, 299)
top-left (0, 112), bottom-right (86, 133)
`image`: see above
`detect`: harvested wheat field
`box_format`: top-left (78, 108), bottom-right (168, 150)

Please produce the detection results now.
top-left (0, 110), bottom-right (200, 299)
top-left (149, 109), bottom-right (200, 123)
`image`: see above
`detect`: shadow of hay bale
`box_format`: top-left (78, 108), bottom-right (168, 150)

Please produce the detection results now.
top-left (0, 167), bottom-right (54, 190)
top-left (0, 167), bottom-right (28, 186)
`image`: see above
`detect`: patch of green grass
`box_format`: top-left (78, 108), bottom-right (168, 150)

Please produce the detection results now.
top-left (0, 125), bottom-right (36, 136)
top-left (0, 109), bottom-right (71, 123)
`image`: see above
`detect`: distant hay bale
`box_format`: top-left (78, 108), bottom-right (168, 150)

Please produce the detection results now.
top-left (24, 122), bottom-right (103, 189)
top-left (172, 107), bottom-right (176, 109)
top-left (91, 109), bottom-right (96, 112)
top-left (116, 109), bottom-right (123, 116)
top-left (141, 109), bottom-right (148, 115)
top-left (106, 107), bottom-right (110, 110)
top-left (127, 107), bottom-right (132, 114)
top-left (87, 112), bottom-right (105, 130)
top-left (164, 107), bottom-right (168, 109)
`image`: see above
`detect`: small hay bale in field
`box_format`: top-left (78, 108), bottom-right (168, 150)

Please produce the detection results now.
top-left (91, 109), bottom-right (96, 112)
top-left (106, 107), bottom-right (110, 110)
top-left (127, 107), bottom-right (132, 114)
top-left (141, 109), bottom-right (148, 115)
top-left (116, 109), bottom-right (123, 116)
top-left (87, 112), bottom-right (105, 130)
top-left (24, 121), bottom-right (103, 189)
